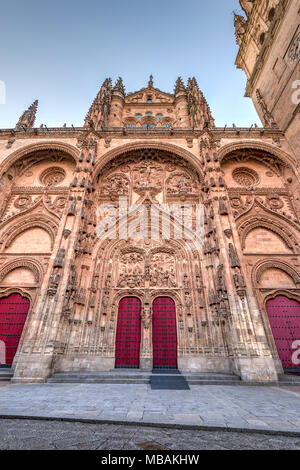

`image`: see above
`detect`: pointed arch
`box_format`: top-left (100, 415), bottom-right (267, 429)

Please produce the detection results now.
top-left (253, 259), bottom-right (300, 287)
top-left (218, 140), bottom-right (297, 171)
top-left (0, 214), bottom-right (58, 252)
top-left (92, 141), bottom-right (204, 184)
top-left (238, 216), bottom-right (299, 253)
top-left (0, 258), bottom-right (43, 285)
top-left (0, 141), bottom-right (79, 178)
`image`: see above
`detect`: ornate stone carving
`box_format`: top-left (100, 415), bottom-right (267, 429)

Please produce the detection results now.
top-left (142, 300), bottom-right (152, 329)
top-left (166, 172), bottom-right (198, 196)
top-left (228, 243), bottom-right (241, 268)
top-left (117, 251), bottom-right (145, 288)
top-left (256, 89), bottom-right (278, 129)
top-left (133, 161), bottom-right (163, 195)
top-left (13, 195), bottom-right (32, 209)
top-left (100, 173), bottom-right (130, 197)
top-left (40, 167), bottom-right (66, 187)
top-left (288, 34), bottom-right (300, 62)
top-left (54, 249), bottom-right (65, 268)
top-left (232, 167), bottom-right (259, 188)
top-left (149, 252), bottom-right (177, 287)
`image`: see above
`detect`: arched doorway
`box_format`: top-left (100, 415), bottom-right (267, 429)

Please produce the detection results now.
top-left (0, 293), bottom-right (30, 366)
top-left (266, 295), bottom-right (300, 371)
top-left (115, 297), bottom-right (141, 368)
top-left (152, 297), bottom-right (177, 369)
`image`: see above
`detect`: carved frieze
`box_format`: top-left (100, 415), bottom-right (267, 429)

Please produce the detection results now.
top-left (149, 251), bottom-right (177, 288)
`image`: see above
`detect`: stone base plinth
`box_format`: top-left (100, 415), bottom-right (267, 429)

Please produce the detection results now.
top-left (178, 356), bottom-right (233, 374)
top-left (233, 357), bottom-right (279, 383)
top-left (11, 354), bottom-right (54, 383)
top-left (54, 355), bottom-right (115, 372)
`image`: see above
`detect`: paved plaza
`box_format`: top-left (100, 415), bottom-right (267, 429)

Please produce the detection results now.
top-left (0, 418), bottom-right (300, 450)
top-left (0, 382), bottom-right (299, 435)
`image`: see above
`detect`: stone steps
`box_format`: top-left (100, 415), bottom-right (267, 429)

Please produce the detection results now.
top-left (47, 371), bottom-right (242, 385)
top-left (0, 368), bottom-right (13, 381)
top-left (279, 374), bottom-right (300, 386)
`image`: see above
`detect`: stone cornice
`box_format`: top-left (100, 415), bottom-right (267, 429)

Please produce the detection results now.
top-left (0, 126), bottom-right (284, 141)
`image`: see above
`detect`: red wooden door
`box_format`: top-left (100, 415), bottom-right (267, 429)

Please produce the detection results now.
top-left (0, 293), bottom-right (30, 365)
top-left (266, 295), bottom-right (300, 370)
top-left (152, 297), bottom-right (177, 369)
top-left (115, 297), bottom-right (141, 368)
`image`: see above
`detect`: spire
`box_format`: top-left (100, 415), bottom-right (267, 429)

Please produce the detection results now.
top-left (256, 89), bottom-right (278, 129)
top-left (113, 77), bottom-right (125, 96)
top-left (148, 75), bottom-right (154, 88)
top-left (84, 78), bottom-right (112, 128)
top-left (174, 77), bottom-right (186, 94)
top-left (234, 13), bottom-right (247, 45)
top-left (191, 77), bottom-right (199, 89)
top-left (15, 100), bottom-right (38, 130)
top-left (187, 77), bottom-right (215, 129)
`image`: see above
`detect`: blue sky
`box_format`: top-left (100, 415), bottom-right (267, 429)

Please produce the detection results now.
top-left (0, 0), bottom-right (261, 128)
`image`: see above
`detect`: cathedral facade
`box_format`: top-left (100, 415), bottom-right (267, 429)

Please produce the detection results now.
top-left (0, 74), bottom-right (299, 384)
top-left (0, 0), bottom-right (299, 383)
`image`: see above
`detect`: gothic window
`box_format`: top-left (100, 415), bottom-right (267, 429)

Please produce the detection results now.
top-left (147, 97), bottom-right (152, 103)
top-left (145, 112), bottom-right (153, 116)
top-left (156, 113), bottom-right (163, 118)
top-left (135, 113), bottom-right (142, 118)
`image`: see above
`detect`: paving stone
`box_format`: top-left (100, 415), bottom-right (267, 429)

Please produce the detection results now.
top-left (0, 383), bottom-right (299, 434)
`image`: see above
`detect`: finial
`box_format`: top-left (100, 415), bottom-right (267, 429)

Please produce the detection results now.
top-left (113, 77), bottom-right (125, 95)
top-left (148, 75), bottom-right (154, 88)
top-left (15, 100), bottom-right (38, 131)
top-left (174, 77), bottom-right (186, 94)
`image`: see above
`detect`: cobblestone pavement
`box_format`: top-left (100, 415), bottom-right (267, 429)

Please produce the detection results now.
top-left (0, 382), bottom-right (299, 433)
top-left (0, 418), bottom-right (299, 450)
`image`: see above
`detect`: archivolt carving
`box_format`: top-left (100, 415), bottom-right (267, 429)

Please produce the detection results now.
top-left (0, 141), bottom-right (79, 179)
top-left (0, 258), bottom-right (43, 284)
top-left (1, 215), bottom-right (58, 251)
top-left (97, 149), bottom-right (202, 212)
top-left (263, 290), bottom-right (300, 306)
top-left (0, 287), bottom-right (33, 302)
top-left (93, 141), bottom-right (204, 185)
top-left (218, 141), bottom-right (296, 172)
top-left (238, 217), bottom-right (298, 253)
top-left (253, 260), bottom-right (300, 287)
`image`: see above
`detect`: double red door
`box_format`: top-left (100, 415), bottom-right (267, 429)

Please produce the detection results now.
top-left (115, 297), bottom-right (141, 368)
top-left (0, 293), bottom-right (30, 365)
top-left (152, 297), bottom-right (177, 369)
top-left (266, 295), bottom-right (300, 370)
